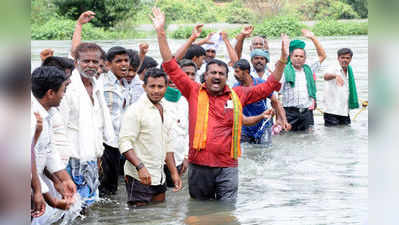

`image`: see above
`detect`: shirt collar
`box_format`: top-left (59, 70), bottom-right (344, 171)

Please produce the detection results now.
top-left (141, 93), bottom-right (165, 109)
top-left (31, 93), bottom-right (50, 119)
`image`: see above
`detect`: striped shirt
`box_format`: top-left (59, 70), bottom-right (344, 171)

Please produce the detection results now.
top-left (103, 71), bottom-right (127, 145)
top-left (280, 61), bottom-right (321, 108)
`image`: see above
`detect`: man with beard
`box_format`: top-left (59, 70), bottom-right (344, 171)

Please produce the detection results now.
top-left (151, 7), bottom-right (288, 200)
top-left (59, 43), bottom-right (115, 209)
top-left (99, 46), bottom-right (130, 196)
top-left (119, 68), bottom-right (182, 206)
top-left (280, 29), bottom-right (327, 132)
top-left (323, 48), bottom-right (359, 126)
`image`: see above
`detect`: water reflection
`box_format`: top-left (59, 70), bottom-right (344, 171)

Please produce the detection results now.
top-left (32, 36), bottom-right (368, 225)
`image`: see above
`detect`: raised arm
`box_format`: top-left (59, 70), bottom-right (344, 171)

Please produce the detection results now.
top-left (234, 25), bottom-right (254, 59)
top-left (271, 34), bottom-right (290, 81)
top-left (71, 11), bottom-right (95, 57)
top-left (221, 31), bottom-right (238, 65)
top-left (302, 29), bottom-right (326, 64)
top-left (136, 42), bottom-right (149, 73)
top-left (150, 7), bottom-right (172, 62)
top-left (194, 32), bottom-right (215, 46)
top-left (174, 24), bottom-right (203, 61)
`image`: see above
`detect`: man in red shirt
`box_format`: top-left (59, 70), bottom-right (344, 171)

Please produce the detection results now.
top-left (151, 7), bottom-right (289, 200)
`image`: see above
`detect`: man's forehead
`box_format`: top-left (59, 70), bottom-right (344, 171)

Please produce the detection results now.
top-left (252, 37), bottom-right (264, 44)
top-left (292, 48), bottom-right (305, 55)
top-left (79, 50), bottom-right (101, 59)
top-left (208, 64), bottom-right (227, 72)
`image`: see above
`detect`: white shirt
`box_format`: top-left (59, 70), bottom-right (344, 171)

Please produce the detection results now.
top-left (323, 63), bottom-right (350, 116)
top-left (31, 95), bottom-right (64, 192)
top-left (59, 70), bottom-right (115, 161)
top-left (280, 61), bottom-right (321, 108)
top-left (51, 110), bottom-right (71, 167)
top-left (119, 94), bottom-right (175, 185)
top-left (165, 97), bottom-right (189, 166)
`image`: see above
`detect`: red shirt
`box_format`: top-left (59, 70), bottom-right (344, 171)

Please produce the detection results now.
top-left (162, 59), bottom-right (281, 167)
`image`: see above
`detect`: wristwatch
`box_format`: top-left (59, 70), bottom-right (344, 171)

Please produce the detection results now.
top-left (279, 58), bottom-right (288, 64)
top-left (135, 162), bottom-right (144, 171)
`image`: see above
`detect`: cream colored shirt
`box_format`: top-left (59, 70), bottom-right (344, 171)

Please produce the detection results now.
top-left (119, 94), bottom-right (175, 185)
top-left (323, 63), bottom-right (350, 116)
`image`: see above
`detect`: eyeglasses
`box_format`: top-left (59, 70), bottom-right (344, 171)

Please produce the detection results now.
top-left (206, 50), bottom-right (216, 53)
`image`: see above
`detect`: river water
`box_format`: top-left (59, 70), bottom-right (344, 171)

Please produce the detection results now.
top-left (31, 35), bottom-right (368, 225)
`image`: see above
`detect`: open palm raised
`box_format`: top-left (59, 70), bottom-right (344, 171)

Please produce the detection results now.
top-left (150, 7), bottom-right (165, 31)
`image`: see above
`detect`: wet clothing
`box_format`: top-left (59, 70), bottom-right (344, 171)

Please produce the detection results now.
top-left (99, 143), bottom-right (121, 195)
top-left (188, 163), bottom-right (238, 200)
top-left (119, 94), bottom-right (175, 186)
top-left (66, 158), bottom-right (99, 207)
top-left (164, 164), bottom-right (183, 188)
top-left (284, 107), bottom-right (314, 131)
top-left (324, 113), bottom-right (351, 127)
top-left (233, 77), bottom-right (272, 144)
top-left (125, 175), bottom-right (167, 204)
top-left (162, 58), bottom-right (281, 168)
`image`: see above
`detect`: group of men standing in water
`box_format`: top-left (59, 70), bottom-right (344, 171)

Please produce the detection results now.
top-left (30, 7), bottom-right (359, 224)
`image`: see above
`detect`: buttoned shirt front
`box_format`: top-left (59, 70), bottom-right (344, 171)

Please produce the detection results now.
top-left (323, 63), bottom-right (350, 116)
top-left (103, 71), bottom-right (127, 145)
top-left (119, 94), bottom-right (175, 185)
top-left (280, 61), bottom-right (321, 108)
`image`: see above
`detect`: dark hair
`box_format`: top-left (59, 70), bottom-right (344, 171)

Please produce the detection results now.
top-left (205, 59), bottom-right (229, 75)
top-left (100, 48), bottom-right (107, 61)
top-left (178, 59), bottom-right (197, 72)
top-left (233, 59), bottom-right (251, 73)
top-left (183, 44), bottom-right (206, 60)
top-left (73, 42), bottom-right (103, 60)
top-left (42, 56), bottom-right (75, 72)
top-left (337, 48), bottom-right (353, 57)
top-left (127, 49), bottom-right (141, 71)
top-left (106, 46), bottom-right (129, 62)
top-left (31, 66), bottom-right (66, 99)
top-left (138, 56), bottom-right (158, 74)
top-left (143, 67), bottom-right (168, 85)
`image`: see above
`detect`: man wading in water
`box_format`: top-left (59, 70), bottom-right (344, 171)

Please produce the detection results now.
top-left (151, 7), bottom-right (289, 201)
top-left (119, 68), bottom-right (182, 206)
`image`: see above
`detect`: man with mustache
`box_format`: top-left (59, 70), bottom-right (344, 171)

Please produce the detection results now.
top-left (151, 7), bottom-right (288, 200)
top-left (323, 48), bottom-right (359, 126)
top-left (119, 68), bottom-right (182, 206)
top-left (59, 42), bottom-right (115, 210)
top-left (99, 46), bottom-right (130, 197)
top-left (279, 29), bottom-right (327, 132)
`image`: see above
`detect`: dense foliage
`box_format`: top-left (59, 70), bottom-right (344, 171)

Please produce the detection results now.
top-left (53, 0), bottom-right (139, 28)
top-left (31, 18), bottom-right (116, 40)
top-left (254, 16), bottom-right (305, 38)
top-left (297, 0), bottom-right (359, 20)
top-left (313, 20), bottom-right (368, 36)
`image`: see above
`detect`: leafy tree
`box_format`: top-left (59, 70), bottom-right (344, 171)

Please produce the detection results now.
top-left (297, 0), bottom-right (359, 20)
top-left (53, 0), bottom-right (139, 28)
top-left (342, 0), bottom-right (368, 18)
